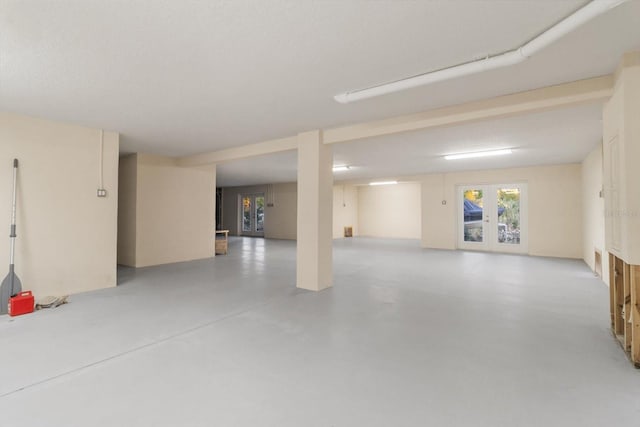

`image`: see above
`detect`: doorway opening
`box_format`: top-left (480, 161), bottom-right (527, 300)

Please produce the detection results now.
top-left (239, 193), bottom-right (265, 237)
top-left (457, 183), bottom-right (528, 253)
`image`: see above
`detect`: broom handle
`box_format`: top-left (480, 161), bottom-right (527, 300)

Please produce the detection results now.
top-left (9, 159), bottom-right (17, 266)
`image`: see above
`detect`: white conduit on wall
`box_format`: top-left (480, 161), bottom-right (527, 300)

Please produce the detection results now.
top-left (334, 0), bottom-right (628, 104)
top-left (99, 129), bottom-right (104, 190)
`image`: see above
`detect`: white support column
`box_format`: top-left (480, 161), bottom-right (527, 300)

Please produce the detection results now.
top-left (296, 130), bottom-right (333, 291)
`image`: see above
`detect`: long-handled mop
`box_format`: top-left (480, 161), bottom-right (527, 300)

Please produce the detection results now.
top-left (1, 159), bottom-right (22, 315)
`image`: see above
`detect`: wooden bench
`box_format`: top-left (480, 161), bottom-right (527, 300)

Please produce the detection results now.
top-left (215, 230), bottom-right (229, 255)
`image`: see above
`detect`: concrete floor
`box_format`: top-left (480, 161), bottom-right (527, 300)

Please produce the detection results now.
top-left (0, 237), bottom-right (638, 426)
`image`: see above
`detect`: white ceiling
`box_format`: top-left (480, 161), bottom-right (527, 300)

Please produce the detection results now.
top-left (217, 103), bottom-right (602, 186)
top-left (217, 150), bottom-right (298, 187)
top-left (332, 102), bottom-right (604, 182)
top-left (1, 0), bottom-right (638, 185)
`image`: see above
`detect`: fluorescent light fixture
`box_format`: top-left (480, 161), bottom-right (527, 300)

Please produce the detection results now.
top-left (332, 165), bottom-right (351, 172)
top-left (334, 0), bottom-right (628, 103)
top-left (444, 149), bottom-right (512, 160)
top-left (369, 180), bottom-right (398, 186)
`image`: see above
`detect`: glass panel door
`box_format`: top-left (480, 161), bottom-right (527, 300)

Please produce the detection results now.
top-left (239, 193), bottom-right (265, 237)
top-left (255, 195), bottom-right (265, 233)
top-left (242, 196), bottom-right (252, 232)
top-left (458, 184), bottom-right (527, 253)
top-left (460, 187), bottom-right (488, 250)
top-left (496, 187), bottom-right (521, 245)
top-left (493, 184), bottom-right (526, 253)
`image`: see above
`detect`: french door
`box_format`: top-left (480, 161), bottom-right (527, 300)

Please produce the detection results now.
top-left (457, 183), bottom-right (527, 253)
top-left (240, 193), bottom-right (265, 237)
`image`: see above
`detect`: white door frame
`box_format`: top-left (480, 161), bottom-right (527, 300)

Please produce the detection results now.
top-left (457, 183), bottom-right (528, 254)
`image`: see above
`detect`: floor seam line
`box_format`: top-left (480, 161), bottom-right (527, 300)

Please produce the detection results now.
top-left (0, 291), bottom-right (296, 399)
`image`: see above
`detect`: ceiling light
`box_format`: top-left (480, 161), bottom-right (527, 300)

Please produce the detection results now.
top-left (334, 0), bottom-right (628, 103)
top-left (332, 165), bottom-right (351, 172)
top-left (369, 181), bottom-right (398, 186)
top-left (444, 149), bottom-right (512, 160)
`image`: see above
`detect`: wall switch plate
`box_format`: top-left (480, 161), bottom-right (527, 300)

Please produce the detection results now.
top-left (97, 189), bottom-right (107, 197)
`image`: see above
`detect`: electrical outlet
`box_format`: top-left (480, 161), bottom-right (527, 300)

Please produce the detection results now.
top-left (97, 189), bottom-right (107, 197)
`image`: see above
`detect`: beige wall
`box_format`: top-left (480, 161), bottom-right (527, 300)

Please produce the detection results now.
top-left (221, 183), bottom-right (298, 240)
top-left (358, 182), bottom-right (421, 239)
top-left (0, 112), bottom-right (119, 297)
top-left (603, 53), bottom-right (640, 265)
top-left (265, 183), bottom-right (297, 240)
top-left (117, 154), bottom-right (137, 266)
top-left (221, 184), bottom-right (269, 236)
top-left (220, 163), bottom-right (582, 260)
top-left (421, 164), bottom-right (583, 258)
top-left (582, 146), bottom-right (608, 284)
top-left (133, 154), bottom-right (215, 268)
top-left (603, 65), bottom-right (625, 258)
top-left (222, 182), bottom-right (358, 240)
top-left (624, 59), bottom-right (640, 265)
top-left (333, 184), bottom-right (359, 238)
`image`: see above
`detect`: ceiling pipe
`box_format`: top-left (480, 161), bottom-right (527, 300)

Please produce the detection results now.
top-left (334, 0), bottom-right (628, 104)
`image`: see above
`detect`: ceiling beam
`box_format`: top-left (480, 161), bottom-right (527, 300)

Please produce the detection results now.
top-left (323, 75), bottom-right (613, 144)
top-left (178, 75), bottom-right (613, 167)
top-left (177, 135), bottom-right (297, 167)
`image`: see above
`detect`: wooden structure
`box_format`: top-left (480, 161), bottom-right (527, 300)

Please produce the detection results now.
top-left (610, 255), bottom-right (640, 367)
top-left (215, 230), bottom-right (229, 255)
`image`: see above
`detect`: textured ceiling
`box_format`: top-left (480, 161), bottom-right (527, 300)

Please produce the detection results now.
top-left (1, 0), bottom-right (638, 185)
top-left (217, 103), bottom-right (602, 186)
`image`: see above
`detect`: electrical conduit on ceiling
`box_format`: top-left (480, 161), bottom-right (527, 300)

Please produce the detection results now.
top-left (334, 0), bottom-right (629, 104)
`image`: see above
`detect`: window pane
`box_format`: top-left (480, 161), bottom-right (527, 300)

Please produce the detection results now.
top-left (256, 196), bottom-right (265, 232)
top-left (463, 189), bottom-right (483, 242)
top-left (242, 196), bottom-right (251, 232)
top-left (497, 188), bottom-right (520, 245)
